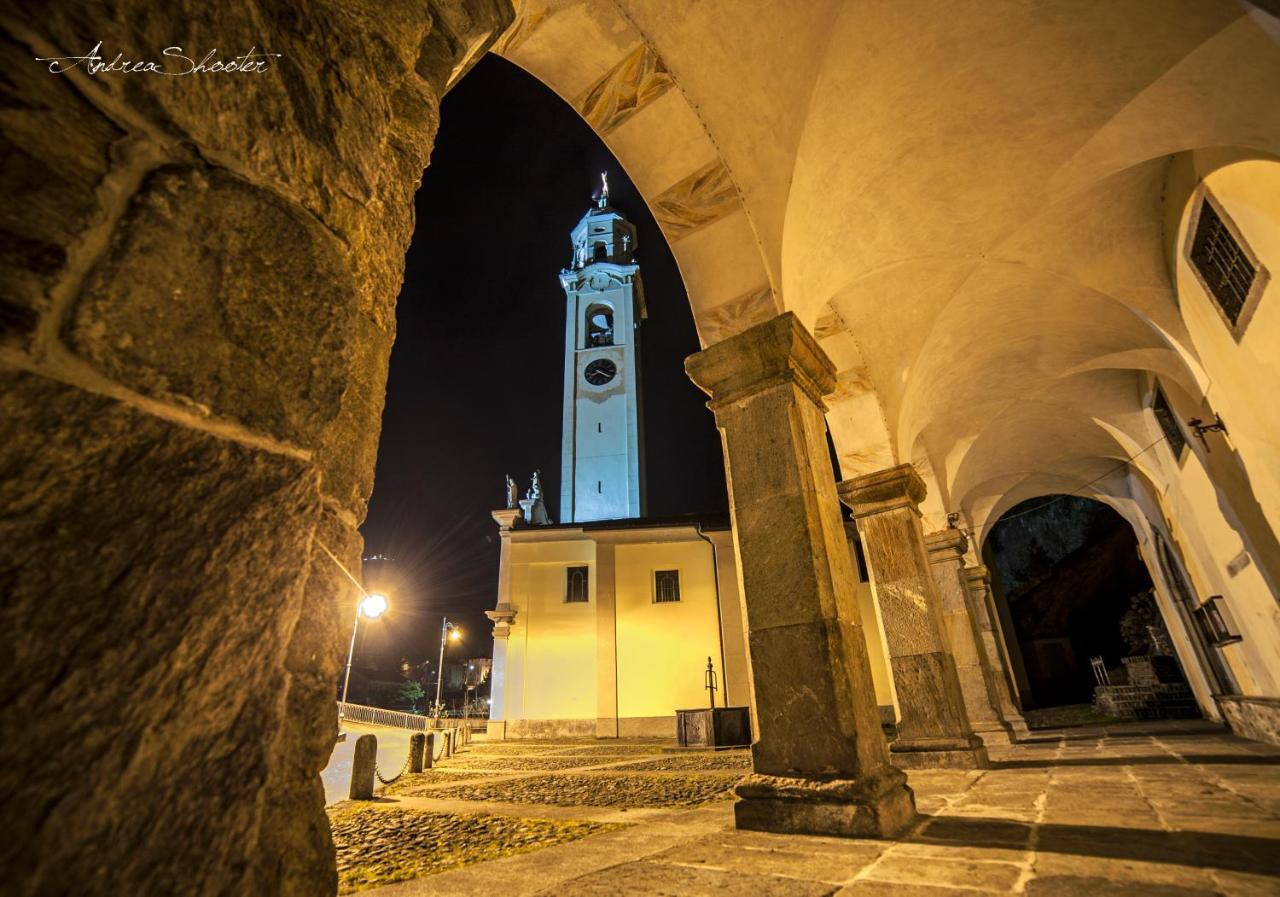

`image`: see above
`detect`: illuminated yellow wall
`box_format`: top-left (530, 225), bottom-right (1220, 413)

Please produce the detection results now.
top-left (1157, 154), bottom-right (1280, 697)
top-left (615, 540), bottom-right (725, 720)
top-left (502, 538), bottom-right (597, 726)
top-left (495, 525), bottom-right (745, 735)
top-left (492, 523), bottom-right (899, 736)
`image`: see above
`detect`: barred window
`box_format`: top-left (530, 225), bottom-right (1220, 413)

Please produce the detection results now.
top-left (1152, 387), bottom-right (1187, 460)
top-left (1189, 198), bottom-right (1258, 329)
top-left (654, 569), bottom-right (681, 603)
top-left (565, 566), bottom-right (588, 603)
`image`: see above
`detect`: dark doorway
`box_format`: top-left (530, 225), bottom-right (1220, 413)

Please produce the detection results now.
top-left (982, 496), bottom-right (1160, 709)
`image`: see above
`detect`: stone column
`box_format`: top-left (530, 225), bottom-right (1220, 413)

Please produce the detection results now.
top-left (925, 530), bottom-right (1014, 747)
top-left (0, 3), bottom-right (514, 893)
top-left (962, 565), bottom-right (1030, 739)
top-left (839, 467), bottom-right (988, 769)
top-left (686, 313), bottom-right (915, 838)
top-left (486, 508), bottom-right (521, 740)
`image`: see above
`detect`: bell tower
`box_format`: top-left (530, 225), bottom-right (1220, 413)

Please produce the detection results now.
top-left (559, 173), bottom-right (646, 523)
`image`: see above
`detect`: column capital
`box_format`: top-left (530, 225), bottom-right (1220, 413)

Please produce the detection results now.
top-left (492, 508), bottom-right (523, 531)
top-left (962, 564), bottom-right (991, 592)
top-left (685, 312), bottom-right (837, 410)
top-left (838, 464), bottom-right (926, 518)
top-left (485, 607), bottom-right (516, 639)
top-left (925, 528), bottom-right (969, 563)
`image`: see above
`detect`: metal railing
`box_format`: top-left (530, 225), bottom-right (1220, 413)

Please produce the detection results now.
top-left (337, 701), bottom-right (429, 732)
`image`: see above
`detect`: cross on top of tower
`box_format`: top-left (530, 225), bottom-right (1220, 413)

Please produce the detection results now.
top-left (597, 171), bottom-right (609, 209)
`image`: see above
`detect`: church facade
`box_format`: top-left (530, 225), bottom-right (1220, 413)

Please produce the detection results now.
top-left (485, 185), bottom-right (899, 738)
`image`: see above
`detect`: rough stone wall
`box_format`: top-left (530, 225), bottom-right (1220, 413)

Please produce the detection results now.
top-left (0, 2), bottom-right (512, 894)
top-left (1219, 696), bottom-right (1280, 747)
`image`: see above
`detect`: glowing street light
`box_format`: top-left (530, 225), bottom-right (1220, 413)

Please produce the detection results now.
top-left (433, 617), bottom-right (462, 718)
top-left (359, 593), bottom-right (388, 619)
top-left (340, 593), bottom-right (389, 707)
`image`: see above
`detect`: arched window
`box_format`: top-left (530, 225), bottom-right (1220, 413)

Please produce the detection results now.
top-left (654, 569), bottom-right (681, 603)
top-left (593, 241), bottom-right (608, 262)
top-left (565, 566), bottom-right (588, 603)
top-left (586, 305), bottom-right (614, 347)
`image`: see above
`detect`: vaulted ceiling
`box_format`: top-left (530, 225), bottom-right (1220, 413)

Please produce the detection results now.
top-left (495, 0), bottom-right (1280, 536)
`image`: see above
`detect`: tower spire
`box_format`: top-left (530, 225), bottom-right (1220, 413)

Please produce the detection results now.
top-left (598, 171), bottom-right (609, 209)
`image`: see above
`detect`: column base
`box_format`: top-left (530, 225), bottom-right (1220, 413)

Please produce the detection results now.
top-left (891, 735), bottom-right (989, 769)
top-left (1001, 714), bottom-right (1030, 740)
top-left (971, 720), bottom-right (1015, 747)
top-left (733, 767), bottom-right (916, 838)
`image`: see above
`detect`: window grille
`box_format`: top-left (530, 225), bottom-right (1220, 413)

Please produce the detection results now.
top-left (654, 569), bottom-right (681, 603)
top-left (565, 566), bottom-right (588, 603)
top-left (1152, 387), bottom-right (1187, 459)
top-left (1189, 199), bottom-right (1257, 328)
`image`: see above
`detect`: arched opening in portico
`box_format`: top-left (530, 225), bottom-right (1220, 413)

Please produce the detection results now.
top-left (982, 495), bottom-right (1197, 719)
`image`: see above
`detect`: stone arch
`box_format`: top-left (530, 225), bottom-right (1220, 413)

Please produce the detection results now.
top-left (493, 1), bottom-right (782, 348)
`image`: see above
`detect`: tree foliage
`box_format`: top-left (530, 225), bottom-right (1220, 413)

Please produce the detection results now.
top-left (398, 679), bottom-right (426, 713)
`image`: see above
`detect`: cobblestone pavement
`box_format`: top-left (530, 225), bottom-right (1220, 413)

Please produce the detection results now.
top-left (327, 805), bottom-right (618, 892)
top-left (441, 771), bottom-right (738, 808)
top-left (345, 720), bottom-right (1279, 896)
top-left (613, 752), bottom-right (755, 771)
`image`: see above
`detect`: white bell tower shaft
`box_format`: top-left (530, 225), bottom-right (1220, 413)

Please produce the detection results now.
top-left (559, 177), bottom-right (647, 523)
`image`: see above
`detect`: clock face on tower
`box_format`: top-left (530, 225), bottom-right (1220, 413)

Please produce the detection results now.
top-left (583, 358), bottom-right (617, 386)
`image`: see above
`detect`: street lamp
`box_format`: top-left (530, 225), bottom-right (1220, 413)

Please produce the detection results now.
top-left (433, 617), bottom-right (462, 718)
top-left (340, 593), bottom-right (388, 707)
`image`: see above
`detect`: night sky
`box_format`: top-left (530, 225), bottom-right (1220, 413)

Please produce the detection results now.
top-left (357, 55), bottom-right (728, 669)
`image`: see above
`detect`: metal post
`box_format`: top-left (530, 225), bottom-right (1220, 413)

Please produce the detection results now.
top-left (434, 616), bottom-right (449, 718)
top-left (340, 606), bottom-right (362, 706)
top-left (705, 656), bottom-right (718, 710)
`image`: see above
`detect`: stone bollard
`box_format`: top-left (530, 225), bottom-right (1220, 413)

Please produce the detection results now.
top-left (350, 734), bottom-right (377, 800)
top-left (409, 733), bottom-right (426, 773)
top-left (423, 732), bottom-right (436, 769)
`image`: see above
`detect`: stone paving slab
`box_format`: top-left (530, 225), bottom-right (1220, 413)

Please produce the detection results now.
top-left (353, 721), bottom-right (1280, 896)
top-left (446, 754), bottom-right (641, 771)
top-left (534, 859), bottom-right (838, 896)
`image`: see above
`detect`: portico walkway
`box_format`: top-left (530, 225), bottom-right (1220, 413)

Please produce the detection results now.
top-left (341, 720), bottom-right (1279, 896)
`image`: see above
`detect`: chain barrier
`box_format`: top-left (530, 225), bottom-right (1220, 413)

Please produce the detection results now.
top-left (374, 746), bottom-right (414, 786)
